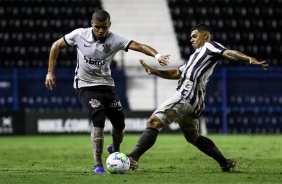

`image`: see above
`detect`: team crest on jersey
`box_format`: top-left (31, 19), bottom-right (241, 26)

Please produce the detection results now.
top-left (103, 44), bottom-right (111, 53)
top-left (89, 99), bottom-right (101, 108)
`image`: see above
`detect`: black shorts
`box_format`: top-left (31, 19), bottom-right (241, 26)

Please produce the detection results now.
top-left (75, 86), bottom-right (123, 118)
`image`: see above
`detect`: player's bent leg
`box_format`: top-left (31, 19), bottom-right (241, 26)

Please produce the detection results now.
top-left (128, 115), bottom-right (164, 169)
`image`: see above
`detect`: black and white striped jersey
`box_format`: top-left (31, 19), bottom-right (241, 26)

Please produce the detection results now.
top-left (177, 41), bottom-right (226, 115)
top-left (64, 28), bottom-right (132, 89)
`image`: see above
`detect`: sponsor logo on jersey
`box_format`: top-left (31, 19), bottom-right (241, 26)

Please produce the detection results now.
top-left (103, 44), bottom-right (111, 53)
top-left (89, 99), bottom-right (101, 108)
top-left (84, 56), bottom-right (106, 65)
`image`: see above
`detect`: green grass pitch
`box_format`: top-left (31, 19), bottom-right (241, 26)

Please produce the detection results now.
top-left (0, 134), bottom-right (281, 184)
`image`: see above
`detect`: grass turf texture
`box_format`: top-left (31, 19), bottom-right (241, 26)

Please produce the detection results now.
top-left (0, 134), bottom-right (281, 184)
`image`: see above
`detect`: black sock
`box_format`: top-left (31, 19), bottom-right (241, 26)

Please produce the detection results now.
top-left (128, 127), bottom-right (159, 161)
top-left (195, 135), bottom-right (227, 166)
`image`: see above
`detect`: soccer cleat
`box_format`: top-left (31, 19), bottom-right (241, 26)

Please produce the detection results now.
top-left (107, 144), bottom-right (113, 154)
top-left (128, 156), bottom-right (139, 170)
top-left (92, 165), bottom-right (106, 174)
top-left (221, 159), bottom-right (236, 172)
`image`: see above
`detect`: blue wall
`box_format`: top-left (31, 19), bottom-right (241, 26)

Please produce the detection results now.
top-left (0, 66), bottom-right (281, 134)
top-left (205, 66), bottom-right (282, 133)
top-left (0, 67), bottom-right (129, 111)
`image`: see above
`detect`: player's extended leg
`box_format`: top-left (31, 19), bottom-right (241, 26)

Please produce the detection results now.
top-left (90, 110), bottom-right (106, 174)
top-left (194, 134), bottom-right (236, 172)
top-left (179, 118), bottom-right (235, 172)
top-left (127, 114), bottom-right (164, 169)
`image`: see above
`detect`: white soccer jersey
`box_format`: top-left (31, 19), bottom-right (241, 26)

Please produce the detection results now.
top-left (64, 28), bottom-right (132, 88)
top-left (176, 41), bottom-right (227, 115)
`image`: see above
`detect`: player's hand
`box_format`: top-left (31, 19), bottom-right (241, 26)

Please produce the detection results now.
top-left (140, 60), bottom-right (154, 75)
top-left (249, 57), bottom-right (268, 70)
top-left (45, 72), bottom-right (56, 90)
top-left (158, 54), bottom-right (170, 66)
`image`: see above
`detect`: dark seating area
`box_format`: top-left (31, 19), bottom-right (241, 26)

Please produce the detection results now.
top-left (0, 0), bottom-right (102, 67)
top-left (167, 0), bottom-right (281, 66)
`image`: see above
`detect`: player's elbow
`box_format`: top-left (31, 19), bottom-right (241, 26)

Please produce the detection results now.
top-left (172, 70), bottom-right (181, 79)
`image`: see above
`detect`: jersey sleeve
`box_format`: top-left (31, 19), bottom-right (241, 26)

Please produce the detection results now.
top-left (206, 41), bottom-right (227, 54)
top-left (64, 28), bottom-right (83, 47)
top-left (113, 33), bottom-right (132, 52)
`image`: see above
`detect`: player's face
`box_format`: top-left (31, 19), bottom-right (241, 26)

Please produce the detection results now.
top-left (190, 30), bottom-right (206, 49)
top-left (91, 19), bottom-right (111, 41)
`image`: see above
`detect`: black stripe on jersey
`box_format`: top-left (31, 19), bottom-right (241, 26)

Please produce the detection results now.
top-left (189, 60), bottom-right (218, 105)
top-left (181, 50), bottom-right (212, 101)
top-left (190, 48), bottom-right (216, 81)
top-left (189, 52), bottom-right (210, 81)
top-left (125, 40), bottom-right (133, 52)
top-left (187, 44), bottom-right (223, 104)
top-left (176, 52), bottom-right (199, 90)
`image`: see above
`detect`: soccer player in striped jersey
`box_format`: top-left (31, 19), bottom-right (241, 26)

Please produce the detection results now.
top-left (45, 10), bottom-right (169, 174)
top-left (125, 23), bottom-right (268, 172)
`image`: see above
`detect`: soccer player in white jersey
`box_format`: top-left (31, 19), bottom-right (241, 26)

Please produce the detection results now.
top-left (45, 10), bottom-right (169, 174)
top-left (122, 23), bottom-right (268, 172)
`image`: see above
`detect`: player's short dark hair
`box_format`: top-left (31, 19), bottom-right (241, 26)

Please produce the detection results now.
top-left (92, 10), bottom-right (110, 22)
top-left (191, 23), bottom-right (212, 35)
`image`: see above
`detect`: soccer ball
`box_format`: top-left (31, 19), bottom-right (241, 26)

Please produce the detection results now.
top-left (106, 152), bottom-right (130, 174)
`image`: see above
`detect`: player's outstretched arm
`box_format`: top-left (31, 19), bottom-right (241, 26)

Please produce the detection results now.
top-left (129, 41), bottom-right (170, 66)
top-left (45, 38), bottom-right (68, 90)
top-left (222, 49), bottom-right (268, 70)
top-left (140, 60), bottom-right (180, 80)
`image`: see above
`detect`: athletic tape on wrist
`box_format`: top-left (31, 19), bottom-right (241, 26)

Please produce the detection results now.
top-left (154, 54), bottom-right (161, 60)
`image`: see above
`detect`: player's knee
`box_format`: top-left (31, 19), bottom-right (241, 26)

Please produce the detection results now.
top-left (91, 110), bottom-right (106, 128)
top-left (147, 115), bottom-right (164, 129)
top-left (113, 122), bottom-right (125, 130)
top-left (184, 131), bottom-right (199, 145)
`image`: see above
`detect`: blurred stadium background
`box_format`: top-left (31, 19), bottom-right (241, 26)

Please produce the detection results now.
top-left (0, 0), bottom-right (281, 135)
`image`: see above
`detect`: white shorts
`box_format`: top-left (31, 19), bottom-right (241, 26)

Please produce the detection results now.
top-left (153, 92), bottom-right (199, 132)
